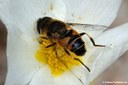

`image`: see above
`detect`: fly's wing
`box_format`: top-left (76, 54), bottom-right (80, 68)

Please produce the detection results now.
top-left (67, 23), bottom-right (108, 38)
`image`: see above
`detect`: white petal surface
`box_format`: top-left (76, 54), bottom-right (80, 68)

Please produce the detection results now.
top-left (29, 66), bottom-right (54, 85)
top-left (29, 65), bottom-right (89, 85)
top-left (0, 0), bottom-right (66, 37)
top-left (87, 23), bottom-right (128, 81)
top-left (5, 25), bottom-right (41, 85)
top-left (64, 0), bottom-right (122, 26)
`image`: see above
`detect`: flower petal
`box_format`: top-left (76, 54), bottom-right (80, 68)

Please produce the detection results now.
top-left (29, 66), bottom-right (54, 85)
top-left (64, 0), bottom-right (122, 26)
top-left (5, 25), bottom-right (41, 85)
top-left (88, 23), bottom-right (128, 81)
top-left (29, 66), bottom-right (89, 85)
top-left (0, 0), bottom-right (66, 37)
top-left (0, 0), bottom-right (124, 85)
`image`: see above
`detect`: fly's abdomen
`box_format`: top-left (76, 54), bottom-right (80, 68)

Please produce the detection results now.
top-left (67, 35), bottom-right (86, 56)
top-left (71, 38), bottom-right (86, 56)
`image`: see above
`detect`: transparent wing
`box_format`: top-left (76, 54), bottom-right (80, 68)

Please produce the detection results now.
top-left (67, 23), bottom-right (108, 38)
top-left (68, 23), bottom-right (108, 31)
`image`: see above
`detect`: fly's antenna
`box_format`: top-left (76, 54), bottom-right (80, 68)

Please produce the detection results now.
top-left (74, 58), bottom-right (90, 72)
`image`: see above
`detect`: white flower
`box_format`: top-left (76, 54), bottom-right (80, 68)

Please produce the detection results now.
top-left (0, 0), bottom-right (128, 85)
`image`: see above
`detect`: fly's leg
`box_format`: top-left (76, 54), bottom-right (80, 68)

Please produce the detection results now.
top-left (64, 48), bottom-right (90, 72)
top-left (74, 58), bottom-right (90, 72)
top-left (80, 32), bottom-right (105, 47)
top-left (38, 36), bottom-right (48, 43)
top-left (64, 48), bottom-right (70, 55)
top-left (45, 42), bottom-right (56, 48)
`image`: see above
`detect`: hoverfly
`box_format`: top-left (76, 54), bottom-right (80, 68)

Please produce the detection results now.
top-left (37, 17), bottom-right (106, 72)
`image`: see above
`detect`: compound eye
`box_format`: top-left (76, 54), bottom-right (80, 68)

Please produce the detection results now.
top-left (37, 17), bottom-right (52, 34)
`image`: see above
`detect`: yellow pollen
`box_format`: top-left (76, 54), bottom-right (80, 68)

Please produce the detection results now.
top-left (35, 34), bottom-right (82, 76)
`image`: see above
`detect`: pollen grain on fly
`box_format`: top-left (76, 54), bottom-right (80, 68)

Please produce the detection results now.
top-left (35, 34), bottom-right (81, 76)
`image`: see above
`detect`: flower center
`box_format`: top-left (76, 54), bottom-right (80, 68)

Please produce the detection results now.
top-left (35, 34), bottom-right (82, 76)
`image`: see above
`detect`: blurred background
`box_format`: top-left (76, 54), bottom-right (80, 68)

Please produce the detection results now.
top-left (0, 0), bottom-right (128, 85)
top-left (0, 20), bottom-right (7, 85)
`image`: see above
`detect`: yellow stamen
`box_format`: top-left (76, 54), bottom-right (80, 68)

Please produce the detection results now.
top-left (35, 34), bottom-right (82, 76)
